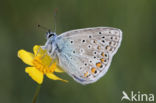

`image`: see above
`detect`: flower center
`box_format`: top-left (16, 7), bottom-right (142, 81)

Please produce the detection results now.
top-left (32, 56), bottom-right (55, 74)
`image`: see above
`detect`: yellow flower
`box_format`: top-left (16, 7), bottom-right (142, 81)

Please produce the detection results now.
top-left (18, 45), bottom-right (68, 84)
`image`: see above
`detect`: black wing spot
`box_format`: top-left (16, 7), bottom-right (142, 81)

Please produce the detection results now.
top-left (102, 40), bottom-right (105, 43)
top-left (80, 49), bottom-right (84, 53)
top-left (99, 32), bottom-right (102, 34)
top-left (102, 36), bottom-right (105, 38)
top-left (94, 70), bottom-right (97, 74)
top-left (85, 63), bottom-right (87, 66)
top-left (88, 45), bottom-right (91, 48)
top-left (70, 41), bottom-right (73, 43)
top-left (82, 40), bottom-right (86, 43)
top-left (94, 51), bottom-right (97, 54)
top-left (89, 35), bottom-right (92, 38)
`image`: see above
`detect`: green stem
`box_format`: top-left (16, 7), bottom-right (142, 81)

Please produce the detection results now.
top-left (32, 85), bottom-right (41, 103)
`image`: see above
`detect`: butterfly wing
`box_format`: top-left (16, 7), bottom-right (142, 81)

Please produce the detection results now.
top-left (55, 27), bottom-right (122, 84)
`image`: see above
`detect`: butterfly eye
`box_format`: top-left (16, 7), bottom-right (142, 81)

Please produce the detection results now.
top-left (48, 33), bottom-right (54, 38)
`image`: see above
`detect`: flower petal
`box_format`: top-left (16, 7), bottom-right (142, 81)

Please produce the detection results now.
top-left (25, 67), bottom-right (44, 84)
top-left (18, 50), bottom-right (34, 66)
top-left (46, 73), bottom-right (68, 83)
top-left (33, 45), bottom-right (40, 55)
top-left (54, 66), bottom-right (64, 73)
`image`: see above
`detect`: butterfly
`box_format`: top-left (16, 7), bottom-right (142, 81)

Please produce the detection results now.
top-left (42, 27), bottom-right (122, 85)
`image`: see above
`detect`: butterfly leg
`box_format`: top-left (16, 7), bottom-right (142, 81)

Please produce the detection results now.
top-left (35, 47), bottom-right (42, 56)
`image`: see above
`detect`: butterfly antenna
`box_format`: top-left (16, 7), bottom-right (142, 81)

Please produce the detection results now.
top-left (53, 8), bottom-right (58, 33)
top-left (37, 24), bottom-right (49, 31)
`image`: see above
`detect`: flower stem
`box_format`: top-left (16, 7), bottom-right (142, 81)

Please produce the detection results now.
top-left (32, 84), bottom-right (41, 103)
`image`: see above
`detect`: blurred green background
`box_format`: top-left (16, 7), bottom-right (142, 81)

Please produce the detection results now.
top-left (0, 0), bottom-right (156, 103)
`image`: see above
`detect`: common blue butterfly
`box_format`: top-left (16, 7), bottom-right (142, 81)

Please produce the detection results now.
top-left (42, 27), bottom-right (122, 84)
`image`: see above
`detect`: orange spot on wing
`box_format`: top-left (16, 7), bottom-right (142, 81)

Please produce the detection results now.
top-left (91, 68), bottom-right (96, 74)
top-left (106, 46), bottom-right (111, 51)
top-left (101, 52), bottom-right (105, 57)
top-left (100, 58), bottom-right (105, 63)
top-left (97, 46), bottom-right (101, 50)
top-left (84, 72), bottom-right (88, 77)
top-left (96, 62), bottom-right (102, 68)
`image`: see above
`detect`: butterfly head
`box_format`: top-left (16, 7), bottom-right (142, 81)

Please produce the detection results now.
top-left (44, 30), bottom-right (57, 56)
top-left (46, 30), bottom-right (56, 40)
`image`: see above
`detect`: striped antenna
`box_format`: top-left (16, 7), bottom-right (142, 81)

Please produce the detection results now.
top-left (53, 8), bottom-right (58, 33)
